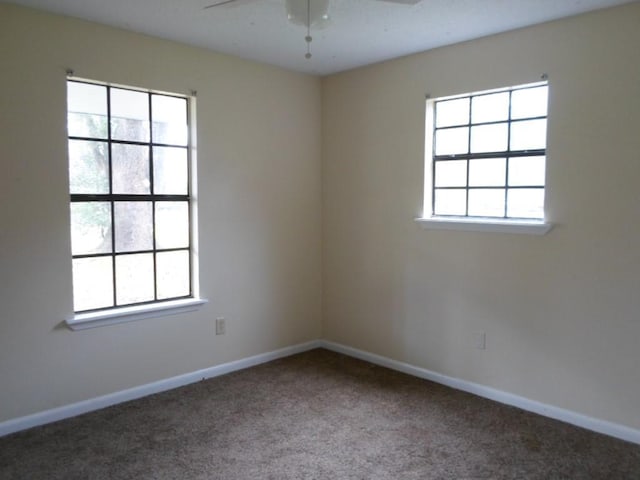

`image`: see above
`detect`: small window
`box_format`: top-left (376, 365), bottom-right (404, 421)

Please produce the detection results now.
top-left (67, 79), bottom-right (194, 313)
top-left (425, 82), bottom-right (548, 222)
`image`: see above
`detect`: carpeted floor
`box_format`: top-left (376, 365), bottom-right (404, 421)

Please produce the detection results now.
top-left (1, 348), bottom-right (639, 479)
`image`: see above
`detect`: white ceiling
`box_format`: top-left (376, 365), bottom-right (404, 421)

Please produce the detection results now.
top-left (7, 0), bottom-right (637, 75)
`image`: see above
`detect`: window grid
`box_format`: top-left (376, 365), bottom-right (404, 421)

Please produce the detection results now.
top-left (431, 83), bottom-right (547, 220)
top-left (69, 80), bottom-right (192, 313)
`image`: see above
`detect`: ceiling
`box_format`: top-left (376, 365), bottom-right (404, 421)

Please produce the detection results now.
top-left (7, 0), bottom-right (637, 75)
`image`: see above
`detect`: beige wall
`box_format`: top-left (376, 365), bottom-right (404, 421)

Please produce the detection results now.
top-left (322, 3), bottom-right (640, 430)
top-left (0, 4), bottom-right (322, 422)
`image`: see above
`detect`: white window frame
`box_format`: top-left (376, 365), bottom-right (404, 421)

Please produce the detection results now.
top-left (65, 78), bottom-right (206, 330)
top-left (417, 81), bottom-right (552, 235)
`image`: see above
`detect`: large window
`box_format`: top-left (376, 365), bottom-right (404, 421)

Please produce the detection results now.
top-left (426, 82), bottom-right (548, 221)
top-left (67, 80), bottom-right (193, 313)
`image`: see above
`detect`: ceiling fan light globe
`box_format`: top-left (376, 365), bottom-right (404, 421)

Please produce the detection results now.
top-left (285, 0), bottom-right (330, 27)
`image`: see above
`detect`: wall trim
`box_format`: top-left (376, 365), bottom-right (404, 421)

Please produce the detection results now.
top-left (2, 338), bottom-right (639, 446)
top-left (318, 340), bottom-right (640, 446)
top-left (0, 340), bottom-right (321, 438)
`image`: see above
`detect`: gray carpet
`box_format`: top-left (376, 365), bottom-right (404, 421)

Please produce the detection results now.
top-left (1, 348), bottom-right (639, 479)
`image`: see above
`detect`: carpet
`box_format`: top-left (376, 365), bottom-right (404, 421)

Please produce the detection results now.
top-left (1, 348), bottom-right (639, 479)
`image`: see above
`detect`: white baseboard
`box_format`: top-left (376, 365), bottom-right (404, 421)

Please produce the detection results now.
top-left (3, 338), bottom-right (639, 446)
top-left (318, 340), bottom-right (640, 445)
top-left (0, 340), bottom-right (321, 438)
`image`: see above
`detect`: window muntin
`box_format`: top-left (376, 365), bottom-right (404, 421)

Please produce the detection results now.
top-left (429, 82), bottom-right (548, 221)
top-left (67, 80), bottom-right (193, 313)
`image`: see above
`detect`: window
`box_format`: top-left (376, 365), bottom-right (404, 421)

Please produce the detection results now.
top-left (422, 81), bottom-right (550, 233)
top-left (67, 79), bottom-right (196, 315)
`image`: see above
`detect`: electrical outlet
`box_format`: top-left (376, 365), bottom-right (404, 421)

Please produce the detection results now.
top-left (474, 332), bottom-right (486, 350)
top-left (215, 317), bottom-right (226, 335)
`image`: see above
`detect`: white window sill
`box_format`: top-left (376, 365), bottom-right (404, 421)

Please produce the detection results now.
top-left (66, 298), bottom-right (208, 331)
top-left (415, 217), bottom-right (553, 235)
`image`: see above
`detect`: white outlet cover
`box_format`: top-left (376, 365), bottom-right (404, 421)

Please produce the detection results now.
top-left (474, 333), bottom-right (486, 350)
top-left (216, 317), bottom-right (226, 335)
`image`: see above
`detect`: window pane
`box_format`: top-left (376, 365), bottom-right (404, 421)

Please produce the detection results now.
top-left (468, 189), bottom-right (505, 217)
top-left (154, 147), bottom-right (188, 195)
top-left (507, 188), bottom-right (544, 219)
top-left (435, 97), bottom-right (469, 128)
top-left (67, 82), bottom-right (108, 139)
top-left (470, 123), bottom-right (508, 153)
top-left (157, 250), bottom-right (190, 299)
top-left (509, 156), bottom-right (546, 186)
top-left (114, 202), bottom-right (153, 252)
top-left (152, 95), bottom-right (188, 146)
top-left (434, 160), bottom-right (467, 187)
top-left (70, 202), bottom-right (112, 255)
top-left (510, 119), bottom-right (547, 151)
top-left (68, 140), bottom-right (109, 194)
top-left (511, 86), bottom-right (548, 119)
top-left (156, 202), bottom-right (189, 249)
top-left (110, 88), bottom-right (150, 142)
top-left (469, 158), bottom-right (506, 187)
top-left (471, 92), bottom-right (509, 124)
top-left (112, 144), bottom-right (150, 194)
top-left (434, 189), bottom-right (466, 216)
top-left (115, 253), bottom-right (154, 305)
top-left (73, 257), bottom-right (113, 311)
top-left (435, 127), bottom-right (469, 155)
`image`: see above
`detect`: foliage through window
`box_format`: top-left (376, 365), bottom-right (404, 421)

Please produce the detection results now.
top-left (67, 80), bottom-right (193, 313)
top-left (427, 82), bottom-right (548, 220)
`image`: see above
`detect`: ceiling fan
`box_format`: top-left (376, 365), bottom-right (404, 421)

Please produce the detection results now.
top-left (204, 0), bottom-right (422, 59)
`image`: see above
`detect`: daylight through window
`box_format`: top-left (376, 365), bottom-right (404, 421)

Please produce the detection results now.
top-left (427, 82), bottom-right (548, 220)
top-left (67, 80), bottom-right (193, 313)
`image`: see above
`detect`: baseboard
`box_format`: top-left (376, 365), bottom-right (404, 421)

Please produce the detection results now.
top-left (318, 340), bottom-right (640, 446)
top-left (0, 340), bottom-right (321, 438)
top-left (3, 338), bottom-right (639, 446)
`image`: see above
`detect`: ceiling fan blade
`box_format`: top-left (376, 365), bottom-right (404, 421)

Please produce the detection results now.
top-left (204, 0), bottom-right (239, 9)
top-left (375, 0), bottom-right (422, 4)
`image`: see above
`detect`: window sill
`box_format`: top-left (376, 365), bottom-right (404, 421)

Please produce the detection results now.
top-left (415, 217), bottom-right (553, 235)
top-left (66, 298), bottom-right (208, 331)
